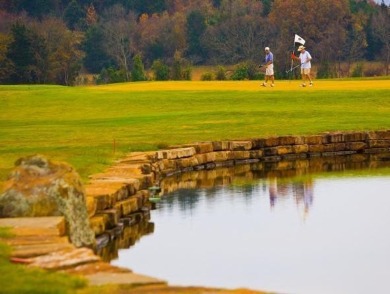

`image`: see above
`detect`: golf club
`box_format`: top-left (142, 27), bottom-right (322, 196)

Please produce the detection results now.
top-left (285, 63), bottom-right (303, 74)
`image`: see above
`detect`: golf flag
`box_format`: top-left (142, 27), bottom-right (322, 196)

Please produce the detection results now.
top-left (294, 34), bottom-right (305, 45)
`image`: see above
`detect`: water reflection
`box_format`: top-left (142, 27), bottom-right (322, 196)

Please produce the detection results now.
top-left (268, 177), bottom-right (314, 218)
top-left (110, 154), bottom-right (390, 294)
top-left (96, 212), bottom-right (154, 262)
top-left (157, 153), bottom-right (389, 220)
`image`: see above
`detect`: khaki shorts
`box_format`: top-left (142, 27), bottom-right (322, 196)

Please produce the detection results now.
top-left (266, 64), bottom-right (274, 76)
top-left (301, 68), bottom-right (311, 75)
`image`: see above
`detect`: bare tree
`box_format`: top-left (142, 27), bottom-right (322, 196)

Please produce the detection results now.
top-left (372, 4), bottom-right (390, 75)
top-left (101, 5), bottom-right (137, 80)
top-left (202, 0), bottom-right (268, 64)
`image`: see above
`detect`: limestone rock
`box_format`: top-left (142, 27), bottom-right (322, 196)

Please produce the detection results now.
top-left (0, 154), bottom-right (95, 247)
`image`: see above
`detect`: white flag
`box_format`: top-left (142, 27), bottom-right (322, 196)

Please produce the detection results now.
top-left (294, 34), bottom-right (305, 45)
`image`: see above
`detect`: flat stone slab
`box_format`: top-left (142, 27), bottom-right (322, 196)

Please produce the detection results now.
top-left (10, 240), bottom-right (74, 258)
top-left (63, 261), bottom-right (131, 275)
top-left (0, 217), bottom-right (66, 236)
top-left (85, 272), bottom-right (166, 286)
top-left (28, 247), bottom-right (100, 270)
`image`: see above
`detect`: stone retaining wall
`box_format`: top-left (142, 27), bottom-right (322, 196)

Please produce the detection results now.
top-left (85, 152), bottom-right (155, 245)
top-left (85, 130), bottom-right (390, 245)
top-left (152, 130), bottom-right (390, 177)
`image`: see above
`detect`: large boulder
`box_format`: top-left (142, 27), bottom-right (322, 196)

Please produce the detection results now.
top-left (0, 154), bottom-right (95, 247)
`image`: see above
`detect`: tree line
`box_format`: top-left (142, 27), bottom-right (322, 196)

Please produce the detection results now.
top-left (0, 0), bottom-right (389, 85)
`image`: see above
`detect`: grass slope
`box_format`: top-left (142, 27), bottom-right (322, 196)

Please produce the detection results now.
top-left (1, 79), bottom-right (389, 182)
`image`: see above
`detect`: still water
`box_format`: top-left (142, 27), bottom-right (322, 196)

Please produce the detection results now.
top-left (111, 157), bottom-right (390, 294)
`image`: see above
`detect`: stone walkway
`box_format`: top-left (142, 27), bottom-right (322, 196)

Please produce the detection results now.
top-left (0, 216), bottom-right (166, 288)
top-left (0, 216), bottom-right (268, 293)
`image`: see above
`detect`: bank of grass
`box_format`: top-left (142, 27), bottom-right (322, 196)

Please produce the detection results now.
top-left (1, 79), bottom-right (390, 182)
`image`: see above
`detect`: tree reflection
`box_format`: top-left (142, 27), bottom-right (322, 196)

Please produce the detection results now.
top-left (159, 153), bottom-right (389, 218)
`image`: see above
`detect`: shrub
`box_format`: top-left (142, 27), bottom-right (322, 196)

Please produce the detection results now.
top-left (201, 72), bottom-right (213, 81)
top-left (131, 54), bottom-right (147, 81)
top-left (247, 62), bottom-right (262, 80)
top-left (317, 61), bottom-right (336, 79)
top-left (215, 66), bottom-right (226, 80)
top-left (171, 51), bottom-right (192, 80)
top-left (363, 66), bottom-right (383, 77)
top-left (231, 63), bottom-right (249, 80)
top-left (156, 142), bottom-right (169, 149)
top-left (351, 63), bottom-right (364, 77)
top-left (182, 66), bottom-right (192, 80)
top-left (96, 67), bottom-right (127, 84)
top-left (151, 59), bottom-right (169, 81)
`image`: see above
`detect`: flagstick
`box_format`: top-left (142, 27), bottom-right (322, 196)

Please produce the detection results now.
top-left (289, 36), bottom-right (295, 82)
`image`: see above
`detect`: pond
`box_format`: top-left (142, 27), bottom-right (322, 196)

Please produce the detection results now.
top-left (110, 154), bottom-right (390, 294)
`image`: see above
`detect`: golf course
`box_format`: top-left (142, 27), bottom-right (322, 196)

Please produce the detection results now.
top-left (0, 78), bottom-right (390, 293)
top-left (1, 78), bottom-right (390, 182)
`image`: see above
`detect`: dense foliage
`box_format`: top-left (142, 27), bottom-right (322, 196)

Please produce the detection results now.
top-left (0, 0), bottom-right (388, 85)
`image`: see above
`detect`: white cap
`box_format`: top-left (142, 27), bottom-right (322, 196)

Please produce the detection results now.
top-left (298, 45), bottom-right (305, 51)
top-left (265, 47), bottom-right (270, 51)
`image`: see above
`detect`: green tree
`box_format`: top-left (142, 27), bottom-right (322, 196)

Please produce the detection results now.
top-left (6, 22), bottom-right (47, 83)
top-left (186, 10), bottom-right (207, 63)
top-left (0, 33), bottom-right (13, 82)
top-left (82, 25), bottom-right (112, 73)
top-left (260, 0), bottom-right (273, 16)
top-left (126, 0), bottom-right (166, 15)
top-left (0, 0), bottom-right (57, 18)
top-left (151, 59), bottom-right (169, 80)
top-left (131, 54), bottom-right (147, 81)
top-left (64, 0), bottom-right (86, 30)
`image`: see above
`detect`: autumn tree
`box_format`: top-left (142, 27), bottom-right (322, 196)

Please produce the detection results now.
top-left (86, 3), bottom-right (98, 26)
top-left (0, 10), bottom-right (20, 34)
top-left (136, 11), bottom-right (187, 66)
top-left (36, 18), bottom-right (84, 85)
top-left (269, 0), bottom-right (350, 76)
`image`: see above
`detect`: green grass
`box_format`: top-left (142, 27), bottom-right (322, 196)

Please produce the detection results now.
top-left (1, 80), bottom-right (390, 182)
top-left (0, 79), bottom-right (389, 293)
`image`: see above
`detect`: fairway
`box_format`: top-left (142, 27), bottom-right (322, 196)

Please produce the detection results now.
top-left (1, 79), bottom-right (389, 182)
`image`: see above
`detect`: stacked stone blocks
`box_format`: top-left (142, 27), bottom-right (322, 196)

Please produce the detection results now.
top-left (152, 130), bottom-right (390, 176)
